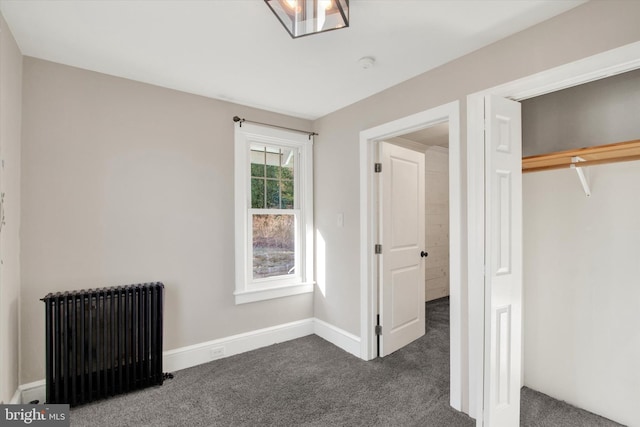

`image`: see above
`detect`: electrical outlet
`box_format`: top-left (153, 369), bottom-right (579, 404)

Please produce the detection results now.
top-left (209, 346), bottom-right (225, 360)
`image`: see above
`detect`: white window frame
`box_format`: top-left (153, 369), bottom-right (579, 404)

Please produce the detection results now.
top-left (234, 122), bottom-right (314, 304)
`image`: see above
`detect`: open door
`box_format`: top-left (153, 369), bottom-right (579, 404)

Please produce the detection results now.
top-left (379, 142), bottom-right (426, 356)
top-left (483, 95), bottom-right (523, 426)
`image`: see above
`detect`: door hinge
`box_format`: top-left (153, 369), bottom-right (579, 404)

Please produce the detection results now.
top-left (375, 325), bottom-right (382, 336)
top-left (375, 244), bottom-right (382, 254)
top-left (374, 163), bottom-right (382, 173)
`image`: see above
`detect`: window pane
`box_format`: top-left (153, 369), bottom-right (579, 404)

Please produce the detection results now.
top-left (251, 163), bottom-right (265, 177)
top-left (266, 180), bottom-right (280, 208)
top-left (250, 145), bottom-right (266, 155)
top-left (282, 148), bottom-right (294, 179)
top-left (281, 180), bottom-right (294, 209)
top-left (250, 147), bottom-right (266, 175)
top-left (281, 165), bottom-right (294, 180)
top-left (266, 151), bottom-right (280, 178)
top-left (253, 214), bottom-right (295, 279)
top-left (266, 165), bottom-right (280, 179)
top-left (251, 178), bottom-right (265, 208)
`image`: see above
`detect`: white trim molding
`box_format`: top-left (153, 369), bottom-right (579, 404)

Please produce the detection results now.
top-left (313, 318), bottom-right (361, 357)
top-left (426, 145), bottom-right (449, 155)
top-left (17, 380), bottom-right (47, 405)
top-left (234, 283), bottom-right (314, 305)
top-left (9, 388), bottom-right (22, 404)
top-left (163, 318), bottom-right (314, 372)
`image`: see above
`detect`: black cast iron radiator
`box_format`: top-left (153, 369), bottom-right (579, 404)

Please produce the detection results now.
top-left (42, 282), bottom-right (164, 406)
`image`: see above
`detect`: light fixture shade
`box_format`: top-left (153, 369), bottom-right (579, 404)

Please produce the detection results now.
top-left (265, 0), bottom-right (349, 39)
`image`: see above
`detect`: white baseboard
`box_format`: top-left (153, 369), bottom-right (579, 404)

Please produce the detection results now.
top-left (164, 317), bottom-right (361, 371)
top-left (16, 317), bottom-right (361, 404)
top-left (163, 318), bottom-right (315, 372)
top-left (9, 388), bottom-right (22, 404)
top-left (313, 318), bottom-right (361, 357)
top-left (19, 380), bottom-right (46, 405)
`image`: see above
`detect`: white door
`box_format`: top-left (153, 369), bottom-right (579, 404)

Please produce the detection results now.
top-left (379, 142), bottom-right (426, 356)
top-left (483, 95), bottom-right (522, 426)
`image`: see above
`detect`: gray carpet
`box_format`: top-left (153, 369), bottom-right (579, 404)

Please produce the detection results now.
top-left (70, 298), bottom-right (621, 426)
top-left (520, 387), bottom-right (622, 427)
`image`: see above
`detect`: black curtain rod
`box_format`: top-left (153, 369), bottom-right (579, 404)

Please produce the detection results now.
top-left (233, 116), bottom-right (318, 140)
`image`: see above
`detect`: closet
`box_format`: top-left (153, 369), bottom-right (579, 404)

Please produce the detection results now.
top-left (521, 69), bottom-right (640, 427)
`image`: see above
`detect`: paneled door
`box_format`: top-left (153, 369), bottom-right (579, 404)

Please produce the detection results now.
top-left (483, 95), bottom-right (522, 427)
top-left (379, 142), bottom-right (426, 356)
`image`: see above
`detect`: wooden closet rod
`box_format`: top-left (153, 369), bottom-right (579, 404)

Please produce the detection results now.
top-left (522, 139), bottom-right (640, 173)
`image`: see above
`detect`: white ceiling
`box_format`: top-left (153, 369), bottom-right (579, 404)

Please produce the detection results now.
top-left (0, 0), bottom-right (586, 120)
top-left (404, 122), bottom-right (450, 148)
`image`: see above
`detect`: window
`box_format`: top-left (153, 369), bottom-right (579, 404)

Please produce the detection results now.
top-left (234, 122), bottom-right (314, 304)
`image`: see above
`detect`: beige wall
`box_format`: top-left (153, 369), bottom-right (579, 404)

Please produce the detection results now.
top-left (312, 0), bottom-right (640, 413)
top-left (20, 58), bottom-right (314, 384)
top-left (0, 13), bottom-right (22, 403)
top-left (425, 147), bottom-right (449, 302)
top-left (522, 67), bottom-right (640, 156)
top-left (523, 162), bottom-right (640, 427)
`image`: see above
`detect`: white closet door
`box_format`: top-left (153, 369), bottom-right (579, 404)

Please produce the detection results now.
top-left (484, 95), bottom-right (523, 427)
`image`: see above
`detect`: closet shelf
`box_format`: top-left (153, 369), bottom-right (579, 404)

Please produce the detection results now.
top-left (522, 139), bottom-right (640, 173)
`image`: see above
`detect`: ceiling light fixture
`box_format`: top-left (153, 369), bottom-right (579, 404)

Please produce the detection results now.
top-left (265, 0), bottom-right (349, 39)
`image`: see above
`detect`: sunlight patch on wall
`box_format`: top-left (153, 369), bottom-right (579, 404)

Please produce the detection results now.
top-left (316, 230), bottom-right (326, 297)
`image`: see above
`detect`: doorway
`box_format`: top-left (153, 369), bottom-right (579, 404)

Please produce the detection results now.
top-left (376, 126), bottom-right (451, 356)
top-left (359, 101), bottom-right (463, 411)
top-left (394, 124), bottom-right (451, 304)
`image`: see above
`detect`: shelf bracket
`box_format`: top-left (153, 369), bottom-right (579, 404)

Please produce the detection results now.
top-left (570, 156), bottom-right (590, 197)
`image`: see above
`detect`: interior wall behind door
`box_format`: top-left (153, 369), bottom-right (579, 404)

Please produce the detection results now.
top-left (522, 68), bottom-right (640, 156)
top-left (425, 147), bottom-right (449, 302)
top-left (522, 163), bottom-right (640, 427)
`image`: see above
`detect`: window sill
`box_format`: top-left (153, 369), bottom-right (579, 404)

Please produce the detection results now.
top-left (234, 282), bottom-right (314, 305)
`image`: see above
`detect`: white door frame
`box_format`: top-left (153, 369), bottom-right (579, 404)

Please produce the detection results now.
top-left (467, 41), bottom-right (640, 424)
top-left (359, 101), bottom-right (463, 410)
